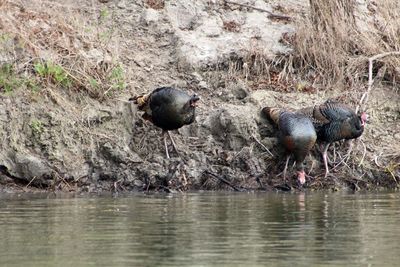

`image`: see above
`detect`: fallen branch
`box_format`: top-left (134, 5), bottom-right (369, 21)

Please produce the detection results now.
top-left (25, 176), bottom-right (37, 188)
top-left (224, 1), bottom-right (292, 21)
top-left (56, 173), bottom-right (72, 190)
top-left (358, 139), bottom-right (367, 167)
top-left (204, 170), bottom-right (242, 191)
top-left (356, 51), bottom-right (400, 113)
top-left (374, 152), bottom-right (383, 168)
top-left (251, 134), bottom-right (274, 157)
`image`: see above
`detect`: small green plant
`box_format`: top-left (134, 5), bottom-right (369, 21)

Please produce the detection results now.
top-left (34, 61), bottom-right (72, 87)
top-left (0, 63), bottom-right (21, 93)
top-left (385, 162), bottom-right (399, 184)
top-left (30, 119), bottom-right (44, 135)
top-left (99, 31), bottom-right (112, 41)
top-left (0, 33), bottom-right (11, 43)
top-left (108, 64), bottom-right (126, 91)
top-left (88, 77), bottom-right (99, 89)
top-left (99, 8), bottom-right (109, 22)
top-left (34, 62), bottom-right (46, 76)
top-left (25, 78), bottom-right (41, 92)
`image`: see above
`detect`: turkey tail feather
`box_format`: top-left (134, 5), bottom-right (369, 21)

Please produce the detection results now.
top-left (128, 94), bottom-right (149, 110)
top-left (262, 107), bottom-right (282, 125)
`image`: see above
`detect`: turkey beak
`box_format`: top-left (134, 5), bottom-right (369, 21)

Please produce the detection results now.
top-left (190, 95), bottom-right (200, 107)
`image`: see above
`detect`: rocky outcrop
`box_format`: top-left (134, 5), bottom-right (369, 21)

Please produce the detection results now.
top-left (165, 0), bottom-right (301, 68)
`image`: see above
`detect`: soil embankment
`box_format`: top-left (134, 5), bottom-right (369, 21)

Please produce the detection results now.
top-left (0, 0), bottom-right (398, 193)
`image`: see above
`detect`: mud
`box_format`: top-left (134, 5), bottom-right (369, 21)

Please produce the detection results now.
top-left (0, 0), bottom-right (398, 193)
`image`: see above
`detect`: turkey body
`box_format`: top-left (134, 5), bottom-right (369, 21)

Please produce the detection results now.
top-left (147, 87), bottom-right (198, 130)
top-left (130, 87), bottom-right (200, 158)
top-left (298, 100), bottom-right (367, 176)
top-left (263, 107), bottom-right (317, 184)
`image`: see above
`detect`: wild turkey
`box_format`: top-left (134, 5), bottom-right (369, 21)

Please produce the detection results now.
top-left (298, 100), bottom-right (368, 177)
top-left (129, 87), bottom-right (200, 158)
top-left (262, 107), bottom-right (317, 184)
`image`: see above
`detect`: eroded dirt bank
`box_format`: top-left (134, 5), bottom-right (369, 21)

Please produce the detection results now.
top-left (0, 0), bottom-right (398, 193)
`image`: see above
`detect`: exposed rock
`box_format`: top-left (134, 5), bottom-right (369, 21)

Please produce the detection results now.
top-left (100, 142), bottom-right (143, 164)
top-left (141, 8), bottom-right (161, 25)
top-left (208, 104), bottom-right (260, 151)
top-left (167, 0), bottom-right (300, 68)
top-left (2, 151), bottom-right (53, 182)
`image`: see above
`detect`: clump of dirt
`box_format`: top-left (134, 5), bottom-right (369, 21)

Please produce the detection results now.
top-left (0, 0), bottom-right (398, 194)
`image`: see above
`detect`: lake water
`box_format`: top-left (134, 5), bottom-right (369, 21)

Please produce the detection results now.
top-left (0, 191), bottom-right (399, 266)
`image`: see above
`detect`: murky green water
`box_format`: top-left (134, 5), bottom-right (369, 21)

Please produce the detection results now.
top-left (0, 191), bottom-right (399, 267)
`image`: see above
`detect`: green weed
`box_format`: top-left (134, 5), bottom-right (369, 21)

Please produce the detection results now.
top-left (0, 64), bottom-right (22, 93)
top-left (89, 77), bottom-right (99, 89)
top-left (0, 33), bottom-right (11, 42)
top-left (25, 78), bottom-right (41, 92)
top-left (108, 65), bottom-right (126, 91)
top-left (99, 8), bottom-right (109, 22)
top-left (99, 31), bottom-right (112, 41)
top-left (30, 119), bottom-right (44, 135)
top-left (34, 61), bottom-right (72, 87)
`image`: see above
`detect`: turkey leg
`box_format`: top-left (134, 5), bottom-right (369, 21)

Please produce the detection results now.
top-left (163, 131), bottom-right (170, 159)
top-left (283, 155), bottom-right (290, 181)
top-left (322, 143), bottom-right (330, 177)
top-left (167, 131), bottom-right (180, 156)
top-left (162, 130), bottom-right (180, 159)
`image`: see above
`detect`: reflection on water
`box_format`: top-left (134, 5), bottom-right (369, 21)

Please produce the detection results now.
top-left (0, 191), bottom-right (399, 267)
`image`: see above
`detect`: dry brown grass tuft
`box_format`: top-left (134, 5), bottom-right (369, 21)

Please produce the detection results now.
top-left (144, 0), bottom-right (165, 10)
top-left (223, 40), bottom-right (317, 93)
top-left (219, 0), bottom-right (400, 98)
top-left (223, 20), bottom-right (241, 32)
top-left (0, 0), bottom-right (125, 100)
top-left (285, 0), bottom-right (400, 90)
top-left (221, 38), bottom-right (278, 84)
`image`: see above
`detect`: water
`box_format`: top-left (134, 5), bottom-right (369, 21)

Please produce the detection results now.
top-left (0, 191), bottom-right (399, 267)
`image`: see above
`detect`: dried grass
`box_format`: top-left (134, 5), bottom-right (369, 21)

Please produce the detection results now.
top-left (223, 0), bottom-right (400, 95)
top-left (222, 20), bottom-right (241, 32)
top-left (144, 0), bottom-right (165, 10)
top-left (287, 0), bottom-right (400, 89)
top-left (0, 0), bottom-right (124, 100)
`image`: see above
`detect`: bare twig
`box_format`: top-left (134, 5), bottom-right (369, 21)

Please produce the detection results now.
top-left (374, 152), bottom-right (383, 168)
top-left (113, 178), bottom-right (124, 192)
top-left (223, 1), bottom-right (292, 21)
top-left (308, 158), bottom-right (315, 175)
top-left (251, 134), bottom-right (274, 157)
top-left (204, 170), bottom-right (242, 192)
top-left (331, 149), bottom-right (350, 172)
top-left (356, 51), bottom-right (400, 113)
top-left (25, 176), bottom-right (37, 188)
top-left (55, 173), bottom-right (72, 189)
top-left (115, 98), bottom-right (132, 103)
top-left (358, 139), bottom-right (367, 167)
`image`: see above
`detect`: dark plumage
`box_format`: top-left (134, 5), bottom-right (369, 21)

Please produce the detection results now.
top-left (298, 100), bottom-right (368, 177)
top-left (262, 107), bottom-right (317, 184)
top-left (129, 87), bottom-right (200, 158)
